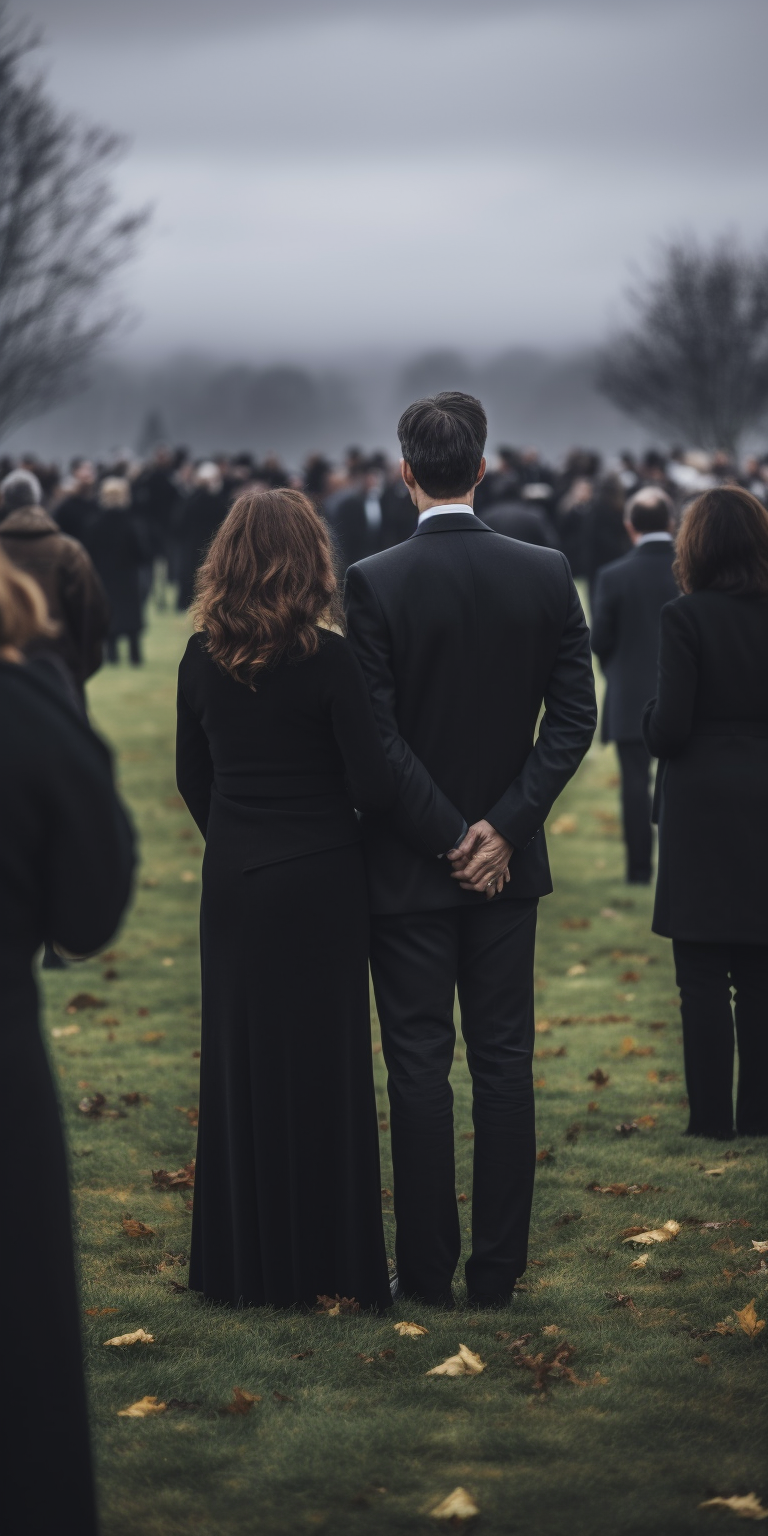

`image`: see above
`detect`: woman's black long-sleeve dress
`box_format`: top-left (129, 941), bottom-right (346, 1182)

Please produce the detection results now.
top-left (0, 661), bottom-right (135, 1536)
top-left (643, 591), bottom-right (768, 1137)
top-left (176, 630), bottom-right (395, 1310)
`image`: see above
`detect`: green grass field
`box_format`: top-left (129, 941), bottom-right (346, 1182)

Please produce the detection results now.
top-left (40, 609), bottom-right (767, 1536)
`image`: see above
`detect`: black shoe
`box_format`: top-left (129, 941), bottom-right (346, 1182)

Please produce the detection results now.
top-left (466, 1292), bottom-right (516, 1311)
top-left (399, 1286), bottom-right (456, 1310)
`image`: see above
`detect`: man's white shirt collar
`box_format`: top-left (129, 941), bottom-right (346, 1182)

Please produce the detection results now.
top-left (636, 531), bottom-right (673, 545)
top-left (418, 504), bottom-right (477, 525)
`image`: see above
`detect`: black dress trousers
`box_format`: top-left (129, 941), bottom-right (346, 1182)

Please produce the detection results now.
top-left (672, 940), bottom-right (768, 1138)
top-left (370, 897), bottom-right (538, 1306)
top-left (616, 739), bottom-right (654, 883)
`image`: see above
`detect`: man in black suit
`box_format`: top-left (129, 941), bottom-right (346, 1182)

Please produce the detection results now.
top-left (330, 455), bottom-right (417, 570)
top-left (590, 488), bottom-right (678, 884)
top-left (345, 393), bottom-right (596, 1309)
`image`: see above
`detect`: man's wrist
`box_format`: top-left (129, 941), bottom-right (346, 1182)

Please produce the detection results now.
top-left (438, 819), bottom-right (468, 859)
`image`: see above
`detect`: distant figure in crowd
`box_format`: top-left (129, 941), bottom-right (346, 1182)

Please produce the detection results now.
top-left (175, 461), bottom-right (229, 610)
top-left (345, 394), bottom-right (596, 1307)
top-left (176, 490), bottom-right (395, 1310)
top-left (55, 458), bottom-right (99, 548)
top-left (581, 473), bottom-right (631, 607)
top-left (0, 548), bottom-right (134, 1536)
top-left (328, 457), bottom-right (417, 569)
top-left (591, 488), bottom-right (678, 884)
top-left (0, 468), bottom-right (109, 706)
top-left (482, 490), bottom-right (556, 547)
top-left (89, 477), bottom-right (148, 665)
top-left (644, 487), bottom-right (768, 1139)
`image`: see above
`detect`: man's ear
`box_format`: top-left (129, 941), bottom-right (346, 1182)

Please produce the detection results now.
top-left (475, 456), bottom-right (487, 485)
top-left (401, 460), bottom-right (418, 503)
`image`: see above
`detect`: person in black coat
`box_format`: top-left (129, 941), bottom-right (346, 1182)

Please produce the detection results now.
top-left (175, 462), bottom-right (230, 610)
top-left (176, 489), bottom-right (395, 1311)
top-left (345, 393), bottom-right (597, 1309)
top-left (88, 477), bottom-right (149, 664)
top-left (0, 549), bottom-right (135, 1536)
top-left (581, 473), bottom-right (632, 608)
top-left (643, 487), bottom-right (768, 1139)
top-left (591, 488), bottom-right (678, 883)
top-left (482, 498), bottom-right (556, 548)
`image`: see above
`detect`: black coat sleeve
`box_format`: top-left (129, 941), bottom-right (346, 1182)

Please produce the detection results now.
top-left (642, 599), bottom-right (699, 758)
top-left (589, 567), bottom-right (618, 665)
top-left (344, 563), bottom-right (466, 856)
top-left (326, 638), bottom-right (396, 813)
top-left (176, 663), bottom-right (214, 836)
top-left (486, 557), bottom-right (597, 847)
top-left (44, 714), bottom-right (135, 956)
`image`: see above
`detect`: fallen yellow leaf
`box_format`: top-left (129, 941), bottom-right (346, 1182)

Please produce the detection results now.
top-left (51, 1024), bottom-right (80, 1039)
top-left (699, 1493), bottom-right (768, 1520)
top-left (393, 1321), bottom-right (428, 1338)
top-left (550, 815), bottom-right (577, 835)
top-left (567, 963), bottom-right (588, 977)
top-left (430, 1487), bottom-right (480, 1521)
top-left (427, 1344), bottom-right (485, 1378)
top-left (734, 1299), bottom-right (765, 1339)
top-left (630, 1255), bottom-right (649, 1270)
top-left (705, 1167), bottom-right (727, 1177)
top-left (623, 1221), bottom-right (680, 1246)
top-left (117, 1396), bottom-right (166, 1418)
top-left (541, 1324), bottom-right (561, 1337)
top-left (103, 1329), bottom-right (154, 1347)
top-left (751, 1240), bottom-right (768, 1253)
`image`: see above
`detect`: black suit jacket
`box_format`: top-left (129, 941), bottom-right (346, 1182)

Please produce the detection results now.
top-left (590, 540), bottom-right (678, 743)
top-left (330, 485), bottom-right (418, 571)
top-left (482, 501), bottom-right (556, 548)
top-left (345, 511), bottom-right (597, 913)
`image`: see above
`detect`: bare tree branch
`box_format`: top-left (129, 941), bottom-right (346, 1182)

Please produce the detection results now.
top-left (596, 237), bottom-right (768, 452)
top-left (0, 4), bottom-right (149, 436)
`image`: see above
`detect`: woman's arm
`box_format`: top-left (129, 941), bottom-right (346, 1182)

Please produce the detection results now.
top-left (327, 639), bottom-right (396, 814)
top-left (642, 599), bottom-right (699, 758)
top-left (176, 665), bottom-right (214, 836)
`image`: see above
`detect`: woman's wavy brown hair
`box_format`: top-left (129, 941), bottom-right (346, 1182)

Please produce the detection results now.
top-left (191, 487), bottom-right (344, 684)
top-left (0, 548), bottom-right (56, 650)
top-left (674, 485), bottom-right (768, 596)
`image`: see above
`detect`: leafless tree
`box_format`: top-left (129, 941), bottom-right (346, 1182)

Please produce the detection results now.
top-left (0, 6), bottom-right (148, 437)
top-left (597, 238), bottom-right (768, 451)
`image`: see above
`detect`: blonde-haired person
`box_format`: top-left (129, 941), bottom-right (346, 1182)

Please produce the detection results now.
top-left (176, 488), bottom-right (395, 1311)
top-left (0, 546), bottom-right (135, 1536)
top-left (88, 475), bottom-right (149, 664)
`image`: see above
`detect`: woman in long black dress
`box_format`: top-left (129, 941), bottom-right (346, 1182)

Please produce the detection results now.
top-left (643, 487), bottom-right (768, 1139)
top-left (176, 488), bottom-right (395, 1310)
top-left (0, 550), bottom-right (135, 1535)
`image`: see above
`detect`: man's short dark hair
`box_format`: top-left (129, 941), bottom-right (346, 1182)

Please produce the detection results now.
top-left (626, 486), bottom-right (674, 534)
top-left (397, 391), bottom-right (487, 500)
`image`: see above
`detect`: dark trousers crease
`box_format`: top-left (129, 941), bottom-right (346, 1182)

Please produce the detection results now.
top-left (673, 938), bottom-right (768, 1138)
top-left (616, 738), bottom-right (654, 882)
top-left (370, 898), bottom-right (537, 1303)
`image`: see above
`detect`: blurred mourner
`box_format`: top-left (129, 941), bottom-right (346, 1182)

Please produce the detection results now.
top-left (89, 477), bottom-right (149, 665)
top-left (643, 487), bottom-right (768, 1140)
top-left (327, 456), bottom-right (416, 570)
top-left (0, 548), bottom-right (135, 1536)
top-left (176, 461), bottom-right (229, 611)
top-left (590, 487), bottom-right (678, 885)
top-left (55, 458), bottom-right (99, 548)
top-left (0, 468), bottom-right (109, 706)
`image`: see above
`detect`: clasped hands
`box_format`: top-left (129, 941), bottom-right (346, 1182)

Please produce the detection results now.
top-left (446, 819), bottom-right (513, 899)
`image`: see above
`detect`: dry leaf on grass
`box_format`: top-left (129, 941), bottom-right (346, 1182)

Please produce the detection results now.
top-left (122, 1217), bottom-right (155, 1240)
top-left (142, 1031), bottom-right (165, 1045)
top-left (567, 963), bottom-right (588, 977)
top-left (51, 1024), bottom-right (80, 1039)
top-left (85, 1307), bottom-right (118, 1316)
top-left (606, 1291), bottom-right (637, 1310)
top-left (536, 1148), bottom-right (555, 1163)
top-left (660, 1268), bottom-right (684, 1282)
top-left (119, 1092), bottom-right (147, 1107)
top-left (630, 1255), bottom-right (649, 1270)
top-left (151, 1161), bottom-right (195, 1191)
top-left (513, 1339), bottom-right (582, 1392)
top-left (315, 1294), bottom-right (360, 1316)
top-left (65, 993), bottom-right (105, 1013)
top-left (550, 814), bottom-right (577, 835)
top-left (588, 1183), bottom-right (654, 1197)
top-left (117, 1396), bottom-right (166, 1418)
top-left (534, 1076), bottom-right (547, 1089)
top-left (699, 1493), bottom-right (768, 1520)
top-left (220, 1387), bottom-right (260, 1416)
top-left (561, 917), bottom-right (590, 929)
top-left (554, 1211), bottom-right (582, 1227)
top-left (536, 1046), bottom-right (567, 1059)
top-left (535, 1020), bottom-right (551, 1033)
top-left (78, 1094), bottom-right (107, 1118)
top-left (751, 1240), bottom-right (768, 1253)
top-left (734, 1300), bottom-right (765, 1338)
top-left (541, 1324), bottom-right (561, 1336)
top-left (103, 1329), bottom-right (154, 1347)
top-left (176, 1106), bottom-right (199, 1126)
top-left (620, 1036), bottom-right (654, 1057)
top-left (588, 1068), bottom-right (610, 1087)
top-left (623, 1221), bottom-right (680, 1245)
top-left (291, 1350), bottom-right (314, 1360)
top-left (694, 1354), bottom-right (711, 1366)
top-left (430, 1487), bottom-right (480, 1522)
top-left (427, 1343), bottom-right (485, 1377)
top-left (273, 1391), bottom-right (294, 1403)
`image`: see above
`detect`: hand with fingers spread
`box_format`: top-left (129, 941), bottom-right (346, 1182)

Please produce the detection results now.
top-left (447, 818), bottom-right (513, 898)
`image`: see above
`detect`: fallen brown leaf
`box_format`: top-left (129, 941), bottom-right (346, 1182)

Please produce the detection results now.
top-left (536, 1046), bottom-right (567, 1059)
top-left (567, 963), bottom-right (588, 977)
top-left (734, 1300), bottom-right (765, 1338)
top-left (220, 1387), bottom-right (260, 1416)
top-left (430, 1487), bottom-right (480, 1522)
top-left (65, 993), bottom-right (105, 1013)
top-left (103, 1329), bottom-right (154, 1347)
top-left (122, 1217), bottom-right (155, 1240)
top-left (394, 1321), bottom-right (428, 1338)
top-left (117, 1396), bottom-right (166, 1418)
top-left (119, 1092), bottom-right (147, 1107)
top-left (694, 1353), bottom-right (711, 1366)
top-left (660, 1268), bottom-right (684, 1282)
top-left (629, 1255), bottom-right (649, 1270)
top-left (561, 918), bottom-right (590, 929)
top-left (427, 1343), bottom-right (485, 1377)
top-left (291, 1350), bottom-right (314, 1359)
top-left (141, 1031), bottom-right (165, 1045)
top-left (152, 1161), bottom-right (195, 1192)
top-left (167, 1281), bottom-right (187, 1294)
top-left (316, 1294), bottom-right (360, 1316)
top-left (623, 1221), bottom-right (680, 1245)
top-left (541, 1323), bottom-right (561, 1336)
top-left (514, 1339), bottom-right (580, 1392)
top-left (175, 1106), bottom-right (199, 1126)
top-left (272, 1391), bottom-right (294, 1402)
top-left (137, 1006), bottom-right (150, 1017)
top-left (588, 1068), bottom-right (610, 1087)
top-left (699, 1494), bottom-right (768, 1520)
top-left (565, 1123), bottom-right (582, 1143)
top-left (78, 1093), bottom-right (106, 1118)
top-left (534, 1076), bottom-right (547, 1089)
top-left (589, 1183), bottom-right (654, 1197)
top-left (620, 1036), bottom-right (654, 1057)
top-left (536, 1148), bottom-right (555, 1163)
top-left (550, 814), bottom-right (577, 835)
top-left (457, 1192), bottom-right (469, 1202)
top-left (554, 1210), bottom-right (582, 1227)
top-left (85, 1307), bottom-right (119, 1316)
top-left (606, 1291), bottom-right (637, 1310)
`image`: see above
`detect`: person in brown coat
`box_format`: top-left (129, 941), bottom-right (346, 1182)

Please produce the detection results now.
top-left (0, 468), bottom-right (109, 703)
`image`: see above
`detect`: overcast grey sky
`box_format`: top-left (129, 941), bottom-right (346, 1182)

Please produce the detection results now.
top-left (19, 0), bottom-right (768, 361)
